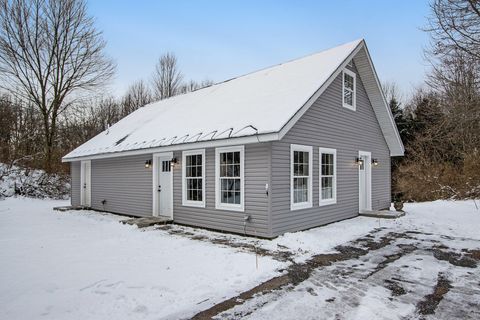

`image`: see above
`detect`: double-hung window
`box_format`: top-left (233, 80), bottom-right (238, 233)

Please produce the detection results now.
top-left (215, 146), bottom-right (244, 211)
top-left (319, 147), bottom-right (337, 206)
top-left (290, 144), bottom-right (313, 210)
top-left (182, 149), bottom-right (205, 207)
top-left (342, 68), bottom-right (356, 110)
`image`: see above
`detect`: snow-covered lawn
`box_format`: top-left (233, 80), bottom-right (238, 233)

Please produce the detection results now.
top-left (1, 198), bottom-right (479, 320)
top-left (0, 198), bottom-right (282, 320)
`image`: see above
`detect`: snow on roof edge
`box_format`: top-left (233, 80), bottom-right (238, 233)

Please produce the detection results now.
top-left (63, 39), bottom-right (367, 161)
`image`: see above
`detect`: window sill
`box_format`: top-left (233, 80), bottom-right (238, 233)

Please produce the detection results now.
top-left (215, 203), bottom-right (244, 212)
top-left (342, 103), bottom-right (356, 111)
top-left (319, 199), bottom-right (337, 207)
top-left (291, 202), bottom-right (313, 211)
top-left (182, 200), bottom-right (206, 208)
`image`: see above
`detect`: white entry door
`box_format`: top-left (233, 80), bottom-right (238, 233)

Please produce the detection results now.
top-left (156, 155), bottom-right (173, 218)
top-left (80, 160), bottom-right (91, 207)
top-left (358, 151), bottom-right (372, 213)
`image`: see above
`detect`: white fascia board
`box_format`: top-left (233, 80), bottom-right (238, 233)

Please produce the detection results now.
top-left (361, 44), bottom-right (405, 156)
top-left (62, 132), bottom-right (279, 162)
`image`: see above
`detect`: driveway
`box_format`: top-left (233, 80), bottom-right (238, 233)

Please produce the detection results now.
top-left (208, 227), bottom-right (480, 319)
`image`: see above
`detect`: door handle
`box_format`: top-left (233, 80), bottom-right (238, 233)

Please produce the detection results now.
top-left (83, 183), bottom-right (86, 189)
top-left (158, 185), bottom-right (161, 192)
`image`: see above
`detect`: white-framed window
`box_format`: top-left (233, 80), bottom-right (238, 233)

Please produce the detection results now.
top-left (319, 147), bottom-right (337, 206)
top-left (290, 144), bottom-right (313, 211)
top-left (215, 145), bottom-right (244, 212)
top-left (182, 149), bottom-right (206, 207)
top-left (342, 68), bottom-right (356, 111)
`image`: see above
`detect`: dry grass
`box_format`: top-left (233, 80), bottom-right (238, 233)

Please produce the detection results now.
top-left (395, 152), bottom-right (480, 201)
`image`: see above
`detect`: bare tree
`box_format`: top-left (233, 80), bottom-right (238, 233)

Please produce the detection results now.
top-left (121, 79), bottom-right (152, 116)
top-left (152, 52), bottom-right (183, 100)
top-left (61, 96), bottom-right (121, 150)
top-left (426, 0), bottom-right (480, 59)
top-left (382, 81), bottom-right (403, 105)
top-left (0, 0), bottom-right (115, 171)
top-left (179, 79), bottom-right (214, 94)
top-left (0, 93), bottom-right (43, 167)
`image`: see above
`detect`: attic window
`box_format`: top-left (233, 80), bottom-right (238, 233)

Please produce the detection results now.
top-left (342, 69), bottom-right (356, 111)
top-left (115, 134), bottom-right (129, 146)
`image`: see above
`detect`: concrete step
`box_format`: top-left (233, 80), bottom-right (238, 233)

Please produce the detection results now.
top-left (121, 216), bottom-right (173, 228)
top-left (359, 210), bottom-right (405, 219)
top-left (53, 206), bottom-right (87, 212)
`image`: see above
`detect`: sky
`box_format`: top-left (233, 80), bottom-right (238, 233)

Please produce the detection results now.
top-left (88, 0), bottom-right (431, 100)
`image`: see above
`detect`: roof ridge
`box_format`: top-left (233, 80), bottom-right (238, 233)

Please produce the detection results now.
top-left (213, 38), bottom-right (364, 86)
top-left (142, 38), bottom-right (364, 108)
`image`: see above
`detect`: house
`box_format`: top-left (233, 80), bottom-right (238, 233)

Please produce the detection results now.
top-left (63, 39), bottom-right (404, 238)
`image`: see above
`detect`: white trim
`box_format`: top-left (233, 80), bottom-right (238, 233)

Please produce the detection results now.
top-left (182, 149), bottom-right (206, 208)
top-left (319, 147), bottom-right (337, 206)
top-left (80, 160), bottom-right (91, 207)
top-left (290, 144), bottom-right (313, 211)
top-left (358, 150), bottom-right (372, 212)
top-left (342, 68), bottom-right (356, 111)
top-left (215, 145), bottom-right (245, 212)
top-left (62, 132), bottom-right (278, 162)
top-left (278, 41), bottom-right (364, 140)
top-left (152, 151), bottom-right (174, 217)
top-left (361, 44), bottom-right (405, 156)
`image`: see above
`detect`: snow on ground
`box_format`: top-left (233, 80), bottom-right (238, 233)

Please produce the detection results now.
top-left (399, 200), bottom-right (480, 239)
top-left (0, 198), bottom-right (282, 320)
top-left (158, 214), bottom-right (388, 264)
top-left (217, 200), bottom-right (480, 320)
top-left (266, 200), bottom-right (480, 261)
top-left (1, 198), bottom-right (479, 320)
top-left (168, 200), bottom-right (480, 264)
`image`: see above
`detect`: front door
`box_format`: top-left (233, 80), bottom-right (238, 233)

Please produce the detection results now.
top-left (80, 160), bottom-right (91, 207)
top-left (358, 151), bottom-right (371, 213)
top-left (157, 155), bottom-right (173, 217)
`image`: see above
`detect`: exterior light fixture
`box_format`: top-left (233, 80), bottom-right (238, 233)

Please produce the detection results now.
top-left (145, 159), bottom-right (152, 168)
top-left (355, 157), bottom-right (364, 166)
top-left (372, 158), bottom-right (379, 166)
top-left (170, 157), bottom-right (178, 166)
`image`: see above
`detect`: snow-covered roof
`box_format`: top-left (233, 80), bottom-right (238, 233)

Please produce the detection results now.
top-left (63, 39), bottom-right (403, 161)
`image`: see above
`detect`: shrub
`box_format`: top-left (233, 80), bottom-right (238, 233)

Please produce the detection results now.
top-left (0, 163), bottom-right (70, 200)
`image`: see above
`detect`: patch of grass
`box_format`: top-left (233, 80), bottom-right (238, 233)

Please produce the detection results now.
top-left (416, 273), bottom-right (452, 315)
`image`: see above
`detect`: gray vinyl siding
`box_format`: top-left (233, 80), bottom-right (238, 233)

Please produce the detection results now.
top-left (90, 154), bottom-right (152, 216)
top-left (172, 143), bottom-right (271, 238)
top-left (71, 144), bottom-right (271, 237)
top-left (71, 161), bottom-right (81, 206)
top-left (270, 63), bottom-right (391, 236)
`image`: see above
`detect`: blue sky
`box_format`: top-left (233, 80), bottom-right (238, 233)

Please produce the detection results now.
top-left (88, 0), bottom-right (431, 99)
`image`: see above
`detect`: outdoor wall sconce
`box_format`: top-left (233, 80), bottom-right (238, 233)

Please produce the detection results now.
top-left (372, 158), bottom-right (379, 166)
top-left (145, 159), bottom-right (152, 168)
top-left (170, 157), bottom-right (178, 167)
top-left (355, 157), bottom-right (364, 166)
